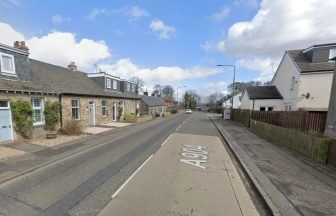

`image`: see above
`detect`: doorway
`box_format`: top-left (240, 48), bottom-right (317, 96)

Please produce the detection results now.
top-left (88, 101), bottom-right (96, 125)
top-left (112, 102), bottom-right (116, 121)
top-left (0, 101), bottom-right (14, 142)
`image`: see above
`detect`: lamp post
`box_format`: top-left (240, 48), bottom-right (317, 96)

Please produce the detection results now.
top-left (216, 64), bottom-right (236, 108)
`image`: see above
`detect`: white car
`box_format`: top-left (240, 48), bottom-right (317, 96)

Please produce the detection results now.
top-left (185, 109), bottom-right (192, 114)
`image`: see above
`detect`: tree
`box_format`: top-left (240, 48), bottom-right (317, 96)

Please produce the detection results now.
top-left (207, 92), bottom-right (224, 107)
top-left (162, 85), bottom-right (175, 100)
top-left (183, 91), bottom-right (200, 109)
top-left (130, 77), bottom-right (144, 94)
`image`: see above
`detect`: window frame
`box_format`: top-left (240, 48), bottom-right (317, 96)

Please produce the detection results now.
top-left (31, 98), bottom-right (44, 126)
top-left (113, 80), bottom-right (117, 90)
top-left (102, 100), bottom-right (107, 117)
top-left (329, 48), bottom-right (336, 60)
top-left (290, 77), bottom-right (295, 90)
top-left (106, 78), bottom-right (111, 89)
top-left (71, 99), bottom-right (80, 120)
top-left (0, 52), bottom-right (16, 75)
top-left (0, 101), bottom-right (10, 110)
top-left (126, 83), bottom-right (130, 91)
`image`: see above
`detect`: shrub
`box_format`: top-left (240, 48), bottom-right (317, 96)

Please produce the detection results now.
top-left (11, 100), bottom-right (33, 138)
top-left (44, 101), bottom-right (60, 131)
top-left (60, 119), bottom-right (84, 135)
top-left (215, 106), bottom-right (224, 114)
top-left (124, 112), bottom-right (137, 123)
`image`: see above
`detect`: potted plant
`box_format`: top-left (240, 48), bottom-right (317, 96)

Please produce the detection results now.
top-left (44, 101), bottom-right (61, 139)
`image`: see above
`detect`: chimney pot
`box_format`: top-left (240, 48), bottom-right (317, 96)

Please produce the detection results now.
top-left (68, 61), bottom-right (77, 71)
top-left (13, 41), bottom-right (29, 51)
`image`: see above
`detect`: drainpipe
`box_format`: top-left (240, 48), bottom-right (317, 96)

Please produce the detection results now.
top-left (59, 94), bottom-right (63, 127)
top-left (252, 99), bottom-right (255, 111)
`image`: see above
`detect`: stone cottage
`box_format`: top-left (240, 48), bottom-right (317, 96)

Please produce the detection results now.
top-left (140, 93), bottom-right (167, 117)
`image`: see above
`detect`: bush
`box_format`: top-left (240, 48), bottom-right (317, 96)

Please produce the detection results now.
top-left (44, 101), bottom-right (60, 131)
top-left (124, 113), bottom-right (137, 123)
top-left (215, 106), bottom-right (224, 114)
top-left (11, 100), bottom-right (33, 138)
top-left (60, 119), bottom-right (84, 135)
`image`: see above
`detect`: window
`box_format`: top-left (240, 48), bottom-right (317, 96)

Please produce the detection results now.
top-left (267, 107), bottom-right (274, 111)
top-left (106, 79), bottom-right (111, 89)
top-left (285, 103), bottom-right (292, 111)
top-left (102, 100), bottom-right (107, 117)
top-left (31, 98), bottom-right (44, 125)
top-left (0, 53), bottom-right (15, 75)
top-left (259, 107), bottom-right (266, 111)
top-left (290, 77), bottom-right (295, 90)
top-left (126, 83), bottom-right (130, 91)
top-left (329, 48), bottom-right (336, 60)
top-left (0, 101), bottom-right (9, 109)
top-left (71, 99), bottom-right (80, 119)
top-left (131, 84), bottom-right (135, 91)
top-left (113, 80), bottom-right (117, 90)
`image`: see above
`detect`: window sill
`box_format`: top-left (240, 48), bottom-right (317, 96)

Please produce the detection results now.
top-left (102, 115), bottom-right (108, 118)
top-left (1, 72), bottom-right (17, 77)
top-left (33, 122), bottom-right (44, 126)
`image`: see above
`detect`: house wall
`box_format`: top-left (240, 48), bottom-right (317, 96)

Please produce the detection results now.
top-left (272, 53), bottom-right (300, 110)
top-left (240, 92), bottom-right (252, 110)
top-left (239, 91), bottom-right (282, 110)
top-left (0, 92), bottom-right (58, 140)
top-left (139, 100), bottom-right (149, 116)
top-left (61, 96), bottom-right (139, 127)
top-left (222, 93), bottom-right (242, 109)
top-left (297, 72), bottom-right (333, 111)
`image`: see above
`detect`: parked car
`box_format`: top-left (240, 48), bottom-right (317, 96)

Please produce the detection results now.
top-left (185, 109), bottom-right (192, 114)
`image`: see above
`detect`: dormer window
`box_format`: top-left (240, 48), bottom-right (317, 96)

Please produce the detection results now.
top-left (131, 84), bottom-right (135, 91)
top-left (106, 78), bottom-right (111, 88)
top-left (0, 52), bottom-right (15, 75)
top-left (329, 48), bottom-right (336, 60)
top-left (126, 83), bottom-right (130, 91)
top-left (113, 80), bottom-right (117, 90)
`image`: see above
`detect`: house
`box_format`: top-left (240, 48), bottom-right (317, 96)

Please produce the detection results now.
top-left (221, 92), bottom-right (242, 109)
top-left (240, 86), bottom-right (283, 111)
top-left (140, 93), bottom-right (167, 117)
top-left (0, 41), bottom-right (140, 143)
top-left (271, 43), bottom-right (335, 111)
top-left (164, 98), bottom-right (179, 113)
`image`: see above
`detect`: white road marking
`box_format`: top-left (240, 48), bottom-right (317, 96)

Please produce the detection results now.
top-left (111, 154), bottom-right (154, 199)
top-left (161, 133), bottom-right (173, 146)
top-left (176, 125), bottom-right (182, 131)
top-left (179, 145), bottom-right (208, 169)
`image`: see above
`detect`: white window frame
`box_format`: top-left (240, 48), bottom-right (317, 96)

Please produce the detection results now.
top-left (0, 52), bottom-right (16, 75)
top-left (106, 78), bottom-right (111, 89)
top-left (71, 99), bottom-right (80, 120)
top-left (122, 101), bottom-right (125, 114)
top-left (102, 100), bottom-right (107, 117)
top-left (113, 80), bottom-right (117, 90)
top-left (31, 98), bottom-right (44, 126)
top-left (131, 84), bottom-right (135, 92)
top-left (126, 83), bottom-right (130, 91)
top-left (329, 48), bottom-right (336, 60)
top-left (0, 101), bottom-right (10, 109)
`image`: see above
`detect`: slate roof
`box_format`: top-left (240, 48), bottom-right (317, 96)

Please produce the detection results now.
top-left (287, 50), bottom-right (335, 73)
top-left (140, 95), bottom-right (167, 107)
top-left (245, 86), bottom-right (283, 99)
top-left (28, 59), bottom-right (140, 99)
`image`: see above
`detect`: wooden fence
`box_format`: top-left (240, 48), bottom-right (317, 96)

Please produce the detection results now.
top-left (231, 109), bottom-right (251, 127)
top-left (251, 111), bottom-right (327, 133)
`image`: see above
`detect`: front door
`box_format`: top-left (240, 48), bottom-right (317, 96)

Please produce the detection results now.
top-left (88, 101), bottom-right (95, 125)
top-left (0, 101), bottom-right (14, 142)
top-left (112, 102), bottom-right (116, 121)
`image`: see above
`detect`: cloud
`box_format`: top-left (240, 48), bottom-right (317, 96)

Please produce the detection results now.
top-left (236, 58), bottom-right (280, 82)
top-left (202, 81), bottom-right (228, 94)
top-left (211, 6), bottom-right (231, 22)
top-left (52, 14), bottom-right (71, 25)
top-left (0, 22), bottom-right (111, 71)
top-left (127, 6), bottom-right (149, 22)
top-left (220, 0), bottom-right (336, 58)
top-left (87, 8), bottom-right (109, 20)
top-left (149, 19), bottom-right (175, 40)
top-left (99, 58), bottom-right (221, 85)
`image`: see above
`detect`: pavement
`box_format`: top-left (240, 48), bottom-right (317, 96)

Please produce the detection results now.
top-left (0, 112), bottom-right (262, 216)
top-left (211, 116), bottom-right (336, 216)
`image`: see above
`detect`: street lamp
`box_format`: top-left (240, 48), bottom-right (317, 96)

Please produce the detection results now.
top-left (176, 85), bottom-right (186, 102)
top-left (216, 64), bottom-right (236, 108)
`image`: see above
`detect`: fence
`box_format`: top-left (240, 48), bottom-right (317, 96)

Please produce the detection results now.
top-left (251, 111), bottom-right (327, 133)
top-left (231, 109), bottom-right (250, 127)
top-left (250, 120), bottom-right (331, 164)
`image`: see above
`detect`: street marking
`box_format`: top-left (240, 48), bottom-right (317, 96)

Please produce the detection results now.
top-left (183, 121), bottom-right (186, 124)
top-left (176, 125), bottom-right (182, 131)
top-left (111, 154), bottom-right (153, 199)
top-left (179, 145), bottom-right (208, 169)
top-left (161, 133), bottom-right (173, 146)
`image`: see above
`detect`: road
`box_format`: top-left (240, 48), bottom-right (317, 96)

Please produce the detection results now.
top-left (0, 112), bottom-right (260, 216)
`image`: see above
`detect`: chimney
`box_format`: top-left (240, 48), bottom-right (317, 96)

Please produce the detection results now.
top-left (144, 91), bottom-right (148, 96)
top-left (68, 62), bottom-right (77, 71)
top-left (13, 41), bottom-right (29, 52)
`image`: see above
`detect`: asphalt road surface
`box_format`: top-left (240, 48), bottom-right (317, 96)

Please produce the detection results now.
top-left (0, 112), bottom-right (260, 216)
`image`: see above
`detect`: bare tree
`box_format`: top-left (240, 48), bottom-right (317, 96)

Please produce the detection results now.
top-left (130, 77), bottom-right (144, 94)
top-left (162, 85), bottom-right (175, 100)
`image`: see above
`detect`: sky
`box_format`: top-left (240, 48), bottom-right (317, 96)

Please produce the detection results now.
top-left (1, 0), bottom-right (336, 98)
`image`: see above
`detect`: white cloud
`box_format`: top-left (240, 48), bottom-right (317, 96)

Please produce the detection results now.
top-left (0, 22), bottom-right (111, 71)
top-left (149, 19), bottom-right (175, 40)
top-left (99, 58), bottom-right (221, 85)
top-left (211, 6), bottom-right (231, 22)
top-left (236, 58), bottom-right (279, 82)
top-left (52, 14), bottom-right (71, 25)
top-left (220, 0), bottom-right (336, 58)
top-left (0, 22), bottom-right (25, 45)
top-left (202, 81), bottom-right (228, 94)
top-left (87, 8), bottom-right (109, 20)
top-left (127, 6), bottom-right (149, 21)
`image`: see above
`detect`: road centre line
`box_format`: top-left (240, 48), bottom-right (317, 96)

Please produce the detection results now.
top-left (111, 154), bottom-right (154, 199)
top-left (176, 125), bottom-right (182, 131)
